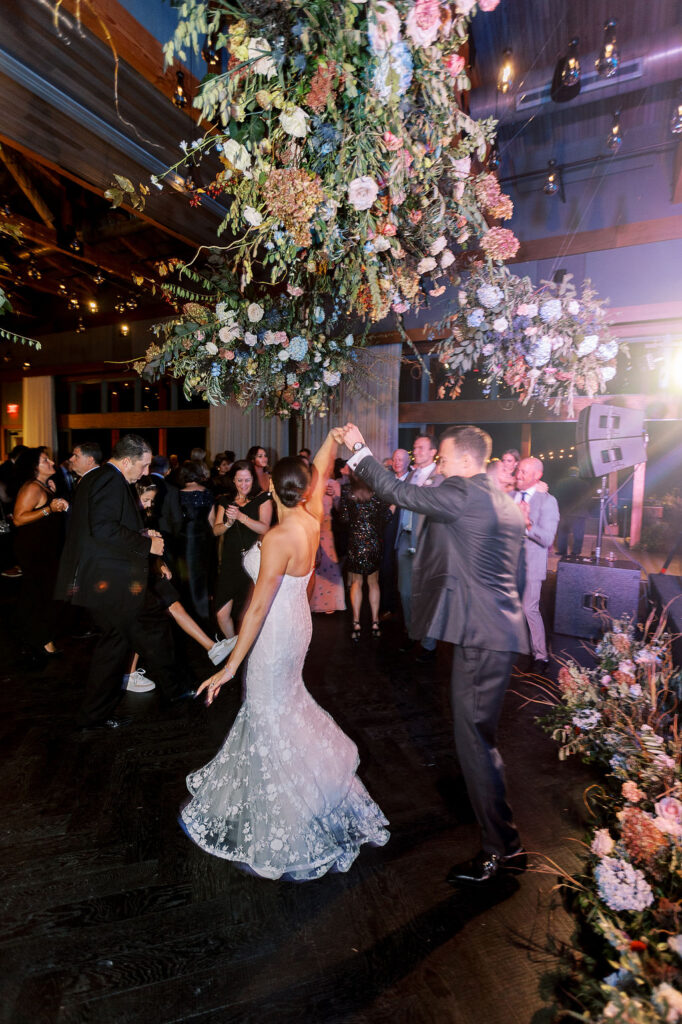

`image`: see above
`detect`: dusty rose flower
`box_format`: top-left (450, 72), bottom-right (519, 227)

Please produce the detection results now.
top-left (655, 797), bottom-right (682, 833)
top-left (480, 227), bottom-right (520, 261)
top-left (440, 249), bottom-right (455, 268)
top-left (392, 301), bottom-right (409, 313)
top-left (379, 222), bottom-right (398, 236)
top-left (621, 805), bottom-right (669, 874)
top-left (622, 781), bottom-right (645, 803)
top-left (383, 131), bottom-right (403, 151)
top-left (409, 210), bottom-right (423, 224)
top-left (348, 175), bottom-right (379, 210)
top-left (417, 256), bottom-right (438, 274)
top-left (429, 285), bottom-right (446, 297)
top-left (445, 53), bottom-right (466, 78)
top-left (406, 0), bottom-right (441, 47)
top-left (591, 829), bottom-right (615, 857)
top-left (368, 2), bottom-right (401, 53)
top-left (273, 331), bottom-right (288, 346)
top-left (219, 348), bottom-right (235, 360)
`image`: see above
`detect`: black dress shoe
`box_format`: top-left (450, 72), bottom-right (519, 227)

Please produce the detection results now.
top-left (532, 659), bottom-right (550, 675)
top-left (446, 851), bottom-right (501, 884)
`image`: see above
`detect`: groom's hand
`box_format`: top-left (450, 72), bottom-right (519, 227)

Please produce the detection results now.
top-left (341, 423), bottom-right (366, 452)
top-left (330, 427), bottom-right (345, 445)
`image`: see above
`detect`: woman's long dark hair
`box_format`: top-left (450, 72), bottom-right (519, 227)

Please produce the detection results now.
top-left (15, 447), bottom-right (48, 487)
top-left (271, 457), bottom-right (311, 508)
top-left (228, 459), bottom-right (258, 499)
top-left (348, 470), bottom-right (373, 502)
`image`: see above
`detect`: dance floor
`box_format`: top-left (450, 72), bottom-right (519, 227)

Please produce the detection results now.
top-left (0, 566), bottom-right (626, 1024)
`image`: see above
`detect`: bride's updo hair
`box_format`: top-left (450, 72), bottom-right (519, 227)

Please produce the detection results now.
top-left (272, 456), bottom-right (311, 508)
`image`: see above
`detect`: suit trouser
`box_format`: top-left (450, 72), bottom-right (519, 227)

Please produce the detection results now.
top-left (396, 532), bottom-right (436, 651)
top-left (450, 645), bottom-right (520, 856)
top-left (81, 590), bottom-right (185, 725)
top-left (521, 578), bottom-right (548, 660)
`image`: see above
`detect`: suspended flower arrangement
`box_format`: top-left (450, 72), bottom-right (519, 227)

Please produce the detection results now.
top-left (113, 0), bottom-right (512, 417)
top-left (433, 264), bottom-right (620, 414)
top-left (0, 286), bottom-right (40, 350)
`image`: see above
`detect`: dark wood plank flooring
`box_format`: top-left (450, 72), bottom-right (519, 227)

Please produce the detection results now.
top-left (0, 575), bottom-right (596, 1024)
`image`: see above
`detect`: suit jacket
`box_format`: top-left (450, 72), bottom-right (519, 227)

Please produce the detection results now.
top-left (357, 456), bottom-right (528, 653)
top-left (517, 490), bottom-right (560, 582)
top-left (150, 474), bottom-right (183, 542)
top-left (55, 463), bottom-right (152, 614)
top-left (408, 463), bottom-right (442, 549)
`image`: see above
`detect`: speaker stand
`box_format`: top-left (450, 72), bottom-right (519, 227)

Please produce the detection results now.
top-left (594, 474), bottom-right (608, 560)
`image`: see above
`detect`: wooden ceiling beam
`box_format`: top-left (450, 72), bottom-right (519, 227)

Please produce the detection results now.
top-left (515, 214), bottom-right (682, 263)
top-left (399, 394), bottom-right (682, 425)
top-left (0, 144), bottom-right (55, 228)
top-left (56, 0), bottom-right (202, 123)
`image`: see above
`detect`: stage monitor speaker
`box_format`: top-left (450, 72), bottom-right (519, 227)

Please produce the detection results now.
top-left (575, 405), bottom-right (647, 478)
top-left (554, 556), bottom-right (641, 639)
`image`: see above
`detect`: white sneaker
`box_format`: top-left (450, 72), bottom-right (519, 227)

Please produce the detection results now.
top-left (208, 636), bottom-right (238, 666)
top-left (123, 669), bottom-right (156, 693)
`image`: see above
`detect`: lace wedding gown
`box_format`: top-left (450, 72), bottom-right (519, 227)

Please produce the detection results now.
top-left (181, 544), bottom-right (389, 880)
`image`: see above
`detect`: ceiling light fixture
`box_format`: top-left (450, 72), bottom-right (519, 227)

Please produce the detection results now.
top-left (119, 323), bottom-right (130, 336)
top-left (561, 37), bottom-right (581, 87)
top-left (92, 266), bottom-right (105, 285)
top-left (543, 159), bottom-right (563, 199)
top-left (76, 316), bottom-right (85, 333)
top-left (173, 70), bottom-right (187, 108)
top-left (114, 296), bottom-right (126, 314)
top-left (201, 38), bottom-right (222, 73)
top-left (595, 19), bottom-right (619, 79)
top-left (497, 49), bottom-right (513, 94)
top-left (606, 110), bottom-right (622, 152)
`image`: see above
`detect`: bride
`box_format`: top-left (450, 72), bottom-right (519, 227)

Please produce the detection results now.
top-left (180, 429), bottom-right (389, 880)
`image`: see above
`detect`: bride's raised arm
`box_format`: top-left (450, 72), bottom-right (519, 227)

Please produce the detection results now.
top-left (306, 429), bottom-right (340, 522)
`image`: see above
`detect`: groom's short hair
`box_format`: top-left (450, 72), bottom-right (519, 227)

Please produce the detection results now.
top-left (440, 426), bottom-right (492, 467)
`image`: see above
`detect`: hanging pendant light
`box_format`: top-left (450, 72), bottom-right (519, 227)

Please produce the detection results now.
top-left (595, 20), bottom-right (619, 79)
top-left (488, 140), bottom-right (500, 171)
top-left (543, 159), bottom-right (560, 196)
top-left (92, 266), bottom-right (105, 285)
top-left (606, 110), bottom-right (622, 152)
top-left (561, 38), bottom-right (580, 87)
top-left (497, 49), bottom-right (513, 94)
top-left (76, 316), bottom-right (85, 334)
top-left (201, 37), bottom-right (222, 73)
top-left (173, 70), bottom-right (187, 108)
top-left (114, 296), bottom-right (127, 314)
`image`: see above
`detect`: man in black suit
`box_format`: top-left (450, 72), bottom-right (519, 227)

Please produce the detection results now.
top-left (340, 422), bottom-right (529, 883)
top-left (149, 454), bottom-right (183, 568)
top-left (56, 434), bottom-right (190, 729)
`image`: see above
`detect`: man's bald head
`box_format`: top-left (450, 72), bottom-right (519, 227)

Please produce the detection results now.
top-left (516, 457), bottom-right (544, 490)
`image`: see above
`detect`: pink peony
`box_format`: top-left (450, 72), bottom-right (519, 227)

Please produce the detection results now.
top-left (655, 797), bottom-right (682, 828)
top-left (429, 235), bottom-right (448, 255)
top-left (622, 781), bottom-right (645, 803)
top-left (379, 222), bottom-right (398, 236)
top-left (383, 131), bottom-right (403, 151)
top-left (368, 2), bottom-right (401, 54)
top-left (440, 249), bottom-right (455, 268)
top-left (348, 175), bottom-right (379, 211)
top-left (405, 0), bottom-right (441, 47)
top-left (445, 53), bottom-right (466, 78)
top-left (273, 331), bottom-right (288, 346)
top-left (429, 285), bottom-right (446, 297)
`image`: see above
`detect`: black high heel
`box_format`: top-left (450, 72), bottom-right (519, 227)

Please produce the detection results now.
top-left (371, 621), bottom-right (381, 638)
top-left (351, 621), bottom-right (361, 642)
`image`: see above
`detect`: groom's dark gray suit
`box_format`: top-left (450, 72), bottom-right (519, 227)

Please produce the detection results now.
top-left (353, 454), bottom-right (528, 856)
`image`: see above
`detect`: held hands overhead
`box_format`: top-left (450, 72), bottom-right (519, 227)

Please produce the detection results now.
top-left (331, 424), bottom-right (366, 452)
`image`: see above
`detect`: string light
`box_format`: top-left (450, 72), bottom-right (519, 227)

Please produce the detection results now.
top-left (561, 38), bottom-right (580, 88)
top-left (497, 49), bottom-right (514, 94)
top-left (58, 280), bottom-right (68, 295)
top-left (595, 19), bottom-right (619, 79)
top-left (543, 159), bottom-right (561, 196)
top-left (26, 260), bottom-right (41, 281)
top-left (76, 316), bottom-right (85, 333)
top-left (88, 300), bottom-right (98, 314)
top-left (606, 110), bottom-right (622, 152)
top-left (92, 267), bottom-right (105, 285)
top-left (68, 294), bottom-right (80, 310)
top-left (114, 296), bottom-right (126, 314)
top-left (173, 70), bottom-right (187, 108)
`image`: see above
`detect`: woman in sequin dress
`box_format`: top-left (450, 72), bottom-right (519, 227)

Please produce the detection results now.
top-left (337, 473), bottom-right (391, 641)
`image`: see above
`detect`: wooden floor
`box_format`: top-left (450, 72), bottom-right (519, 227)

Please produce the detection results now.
top-left (0, 557), bottom-right (632, 1024)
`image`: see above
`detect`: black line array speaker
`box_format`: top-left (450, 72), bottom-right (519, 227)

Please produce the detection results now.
top-left (575, 405), bottom-right (647, 478)
top-left (554, 556), bottom-right (642, 639)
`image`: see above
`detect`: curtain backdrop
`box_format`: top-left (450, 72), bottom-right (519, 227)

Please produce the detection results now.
top-left (22, 376), bottom-right (57, 455)
top-left (209, 342), bottom-right (401, 463)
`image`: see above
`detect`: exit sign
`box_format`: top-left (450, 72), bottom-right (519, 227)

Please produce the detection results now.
top-left (6, 403), bottom-right (19, 416)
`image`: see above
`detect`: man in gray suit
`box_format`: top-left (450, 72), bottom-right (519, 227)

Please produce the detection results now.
top-left (340, 422), bottom-right (528, 884)
top-left (515, 457), bottom-right (560, 674)
top-left (395, 435), bottom-right (442, 660)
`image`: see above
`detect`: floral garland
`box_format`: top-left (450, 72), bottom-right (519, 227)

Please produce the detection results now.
top-left (537, 622), bottom-right (682, 1022)
top-left (0, 286), bottom-right (40, 350)
top-left (433, 265), bottom-right (620, 414)
top-left (113, 0), bottom-right (516, 416)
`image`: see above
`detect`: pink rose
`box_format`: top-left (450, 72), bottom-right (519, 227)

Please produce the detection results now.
top-left (221, 349), bottom-right (235, 361)
top-left (445, 54), bottom-right (465, 78)
top-left (383, 131), bottom-right (403, 151)
top-left (591, 829), bottom-right (615, 857)
top-left (405, 0), bottom-right (441, 47)
top-left (379, 222), bottom-right (397, 236)
top-left (348, 175), bottom-right (379, 211)
top-left (655, 797), bottom-right (682, 827)
top-left (622, 781), bottom-right (644, 803)
top-left (392, 301), bottom-right (409, 313)
top-left (273, 331), bottom-right (288, 346)
top-left (368, 2), bottom-right (401, 54)
top-left (287, 284), bottom-right (304, 297)
top-left (291, 401), bottom-right (301, 410)
top-left (479, 0), bottom-right (500, 10)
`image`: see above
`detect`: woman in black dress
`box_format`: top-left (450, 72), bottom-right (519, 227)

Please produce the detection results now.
top-left (213, 459), bottom-right (273, 640)
top-left (337, 472), bottom-right (391, 641)
top-left (12, 447), bottom-right (69, 661)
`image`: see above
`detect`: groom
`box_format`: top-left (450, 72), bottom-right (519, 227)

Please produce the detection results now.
top-left (338, 422), bottom-right (529, 883)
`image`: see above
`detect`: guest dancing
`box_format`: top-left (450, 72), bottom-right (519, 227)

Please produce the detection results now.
top-left (181, 434), bottom-right (389, 880)
top-left (13, 447), bottom-right (69, 662)
top-left (337, 472), bottom-right (391, 640)
top-left (212, 459), bottom-right (273, 641)
top-left (309, 475), bottom-right (346, 614)
top-left (246, 445), bottom-right (271, 495)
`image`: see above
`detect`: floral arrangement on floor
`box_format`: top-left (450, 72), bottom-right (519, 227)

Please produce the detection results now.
top-left (110, 0), bottom-right (515, 416)
top-left (432, 264), bottom-right (620, 414)
top-left (533, 619), bottom-right (682, 1022)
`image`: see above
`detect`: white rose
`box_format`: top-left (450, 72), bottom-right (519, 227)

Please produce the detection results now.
top-left (244, 332), bottom-right (258, 346)
top-left (278, 348), bottom-right (289, 361)
top-left (221, 138), bottom-right (251, 172)
top-left (279, 104), bottom-right (309, 138)
top-left (247, 303), bottom-right (264, 323)
top-left (247, 37), bottom-right (277, 79)
top-left (493, 317), bottom-right (508, 333)
top-left (347, 175), bottom-right (379, 211)
top-left (373, 236), bottom-right (391, 251)
top-left (204, 341), bottom-right (218, 355)
top-left (567, 300), bottom-right (580, 315)
top-left (243, 206), bottom-right (263, 227)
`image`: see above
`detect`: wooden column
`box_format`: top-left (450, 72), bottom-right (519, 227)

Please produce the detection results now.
top-left (520, 423), bottom-right (532, 458)
top-left (629, 462), bottom-right (646, 547)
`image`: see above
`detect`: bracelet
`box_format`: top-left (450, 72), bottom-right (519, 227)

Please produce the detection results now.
top-left (42, 507), bottom-right (50, 517)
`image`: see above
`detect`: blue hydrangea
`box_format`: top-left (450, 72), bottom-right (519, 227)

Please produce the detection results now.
top-left (525, 336), bottom-right (552, 367)
top-left (373, 41), bottom-right (413, 103)
top-left (210, 362), bottom-right (221, 377)
top-left (476, 284), bottom-right (504, 309)
top-left (288, 336), bottom-right (308, 361)
top-left (467, 308), bottom-right (485, 328)
top-left (595, 857), bottom-right (654, 912)
top-left (539, 299), bottom-right (562, 323)
top-left (313, 306), bottom-right (325, 324)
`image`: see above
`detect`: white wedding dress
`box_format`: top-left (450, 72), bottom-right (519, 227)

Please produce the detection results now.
top-left (181, 544), bottom-right (389, 880)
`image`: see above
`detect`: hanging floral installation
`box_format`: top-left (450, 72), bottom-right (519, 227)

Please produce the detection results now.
top-left (533, 620), bottom-right (682, 1022)
top-left (0, 285), bottom-right (40, 350)
top-left (112, 0), bottom-right (513, 417)
top-left (432, 265), bottom-right (620, 415)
